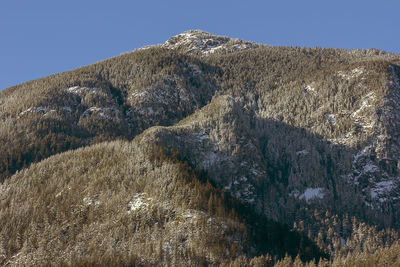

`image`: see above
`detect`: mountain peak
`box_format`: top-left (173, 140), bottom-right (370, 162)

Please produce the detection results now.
top-left (179, 29), bottom-right (219, 37)
top-left (163, 30), bottom-right (261, 55)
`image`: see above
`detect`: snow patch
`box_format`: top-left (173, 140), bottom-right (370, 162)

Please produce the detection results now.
top-left (131, 90), bottom-right (148, 99)
top-left (296, 149), bottom-right (309, 156)
top-left (233, 43), bottom-right (250, 50)
top-left (82, 106), bottom-right (120, 122)
top-left (352, 92), bottom-right (375, 118)
top-left (370, 181), bottom-right (394, 200)
top-left (325, 114), bottom-right (335, 124)
top-left (239, 183), bottom-right (255, 203)
top-left (197, 131), bottom-right (210, 142)
top-left (299, 188), bottom-right (325, 202)
top-left (239, 176), bottom-right (248, 182)
top-left (136, 45), bottom-right (157, 51)
top-left (182, 210), bottom-right (198, 220)
top-left (305, 84), bottom-right (317, 96)
top-left (250, 168), bottom-right (262, 176)
top-left (147, 106), bottom-right (154, 115)
top-left (128, 193), bottom-right (153, 213)
top-left (19, 106), bottom-right (55, 117)
top-left (83, 197), bottom-right (100, 207)
top-left (203, 44), bottom-right (225, 55)
top-left (338, 67), bottom-right (365, 80)
top-left (363, 163), bottom-right (378, 173)
top-left (353, 145), bottom-right (372, 162)
top-left (66, 86), bottom-right (102, 95)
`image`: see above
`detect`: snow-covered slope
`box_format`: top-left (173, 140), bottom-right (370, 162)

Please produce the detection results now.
top-left (348, 65), bottom-right (400, 208)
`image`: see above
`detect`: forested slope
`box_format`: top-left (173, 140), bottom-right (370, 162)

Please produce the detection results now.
top-left (0, 30), bottom-right (400, 265)
top-left (0, 139), bottom-right (326, 266)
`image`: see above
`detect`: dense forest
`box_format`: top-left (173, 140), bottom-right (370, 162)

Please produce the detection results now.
top-left (0, 30), bottom-right (400, 265)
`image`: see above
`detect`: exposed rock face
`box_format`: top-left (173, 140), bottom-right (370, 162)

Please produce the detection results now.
top-left (163, 30), bottom-right (262, 55)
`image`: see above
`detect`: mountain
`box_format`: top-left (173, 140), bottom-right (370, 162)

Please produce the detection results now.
top-left (0, 30), bottom-right (400, 265)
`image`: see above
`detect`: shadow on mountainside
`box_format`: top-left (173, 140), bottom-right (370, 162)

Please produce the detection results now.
top-left (148, 144), bottom-right (330, 263)
top-left (140, 108), bottom-right (399, 232)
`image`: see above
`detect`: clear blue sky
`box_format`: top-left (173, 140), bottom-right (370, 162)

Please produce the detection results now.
top-left (1, 0), bottom-right (399, 90)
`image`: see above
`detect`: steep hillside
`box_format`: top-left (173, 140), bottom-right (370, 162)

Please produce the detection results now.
top-left (0, 47), bottom-right (219, 181)
top-left (0, 140), bottom-right (324, 265)
top-left (1, 30), bottom-right (400, 265)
